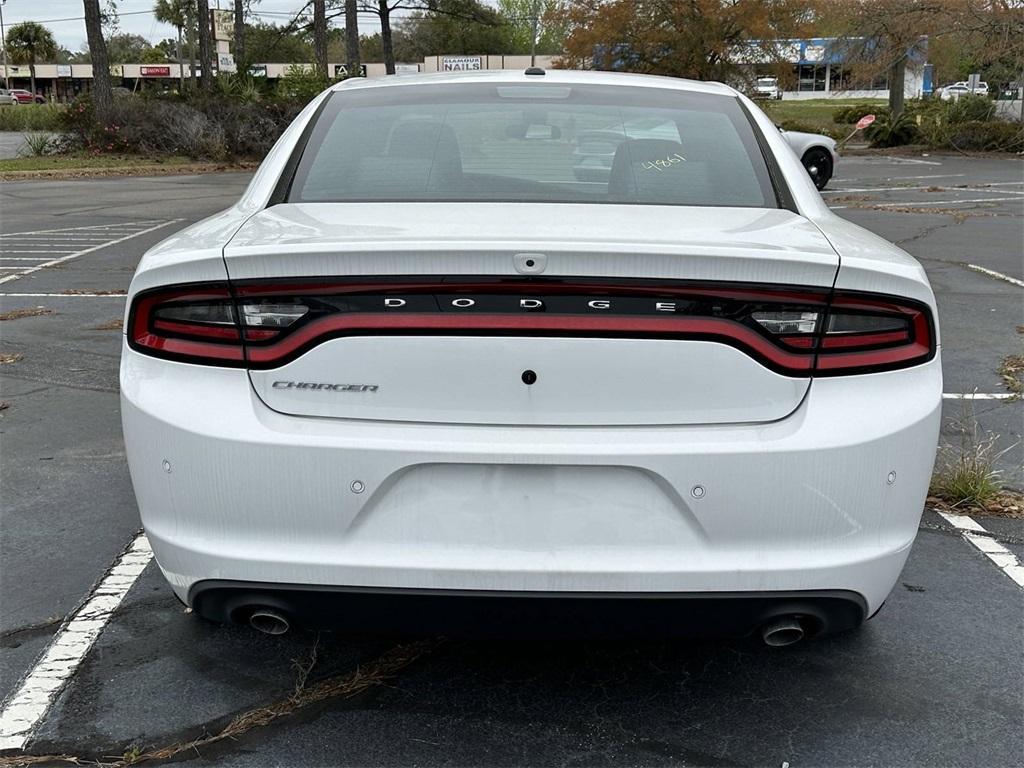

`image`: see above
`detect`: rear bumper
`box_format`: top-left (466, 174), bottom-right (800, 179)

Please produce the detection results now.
top-left (121, 341), bottom-right (942, 618)
top-left (190, 582), bottom-right (867, 638)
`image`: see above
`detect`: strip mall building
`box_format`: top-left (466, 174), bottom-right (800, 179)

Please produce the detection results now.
top-left (0, 56), bottom-right (559, 102)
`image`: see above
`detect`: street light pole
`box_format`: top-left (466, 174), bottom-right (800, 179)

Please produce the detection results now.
top-left (0, 0), bottom-right (10, 91)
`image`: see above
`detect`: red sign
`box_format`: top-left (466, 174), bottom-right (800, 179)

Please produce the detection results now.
top-left (855, 114), bottom-right (876, 130)
top-left (140, 66), bottom-right (171, 77)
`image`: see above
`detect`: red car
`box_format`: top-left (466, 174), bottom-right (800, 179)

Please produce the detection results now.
top-left (9, 89), bottom-right (46, 104)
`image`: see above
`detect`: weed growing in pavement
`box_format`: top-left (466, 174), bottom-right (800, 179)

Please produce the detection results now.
top-left (997, 354), bottom-right (1023, 401)
top-left (929, 402), bottom-right (1013, 508)
top-left (0, 307), bottom-right (53, 321)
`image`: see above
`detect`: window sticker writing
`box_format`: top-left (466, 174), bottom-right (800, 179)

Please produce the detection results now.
top-left (640, 153), bottom-right (687, 172)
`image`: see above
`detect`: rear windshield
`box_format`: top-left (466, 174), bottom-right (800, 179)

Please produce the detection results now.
top-left (286, 82), bottom-right (778, 208)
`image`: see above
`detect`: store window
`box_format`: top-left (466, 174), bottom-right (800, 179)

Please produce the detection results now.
top-left (830, 66), bottom-right (852, 92)
top-left (797, 64), bottom-right (826, 92)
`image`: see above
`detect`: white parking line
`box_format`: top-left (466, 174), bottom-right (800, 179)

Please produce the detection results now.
top-left (0, 220), bottom-right (181, 286)
top-left (0, 292), bottom-right (127, 298)
top-left (885, 157), bottom-right (942, 166)
top-left (0, 533), bottom-right (153, 750)
top-left (965, 264), bottom-right (1024, 288)
top-left (879, 174), bottom-right (965, 181)
top-left (937, 512), bottom-right (1024, 588)
top-left (942, 393), bottom-right (1018, 400)
top-left (824, 184), bottom-right (1024, 196)
top-left (0, 221), bottom-right (164, 238)
top-left (872, 197), bottom-right (1023, 207)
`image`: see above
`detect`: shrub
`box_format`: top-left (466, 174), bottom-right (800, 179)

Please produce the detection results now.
top-left (944, 94), bottom-right (996, 124)
top-left (60, 93), bottom-right (306, 159)
top-left (0, 103), bottom-right (65, 131)
top-left (944, 120), bottom-right (1024, 152)
top-left (865, 111), bottom-right (919, 147)
top-left (832, 104), bottom-right (890, 124)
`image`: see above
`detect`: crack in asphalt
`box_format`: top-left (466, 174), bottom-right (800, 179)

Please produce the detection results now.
top-left (895, 216), bottom-right (967, 247)
top-left (0, 638), bottom-right (442, 767)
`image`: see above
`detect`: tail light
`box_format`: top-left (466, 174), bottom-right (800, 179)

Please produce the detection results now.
top-left (127, 278), bottom-right (934, 376)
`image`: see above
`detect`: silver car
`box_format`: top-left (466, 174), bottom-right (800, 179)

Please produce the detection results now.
top-left (0, 89), bottom-right (17, 107)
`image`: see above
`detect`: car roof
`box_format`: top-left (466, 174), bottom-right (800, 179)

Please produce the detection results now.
top-left (331, 69), bottom-right (737, 97)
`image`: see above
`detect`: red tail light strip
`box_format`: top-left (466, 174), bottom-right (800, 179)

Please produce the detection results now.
top-left (127, 279), bottom-right (935, 376)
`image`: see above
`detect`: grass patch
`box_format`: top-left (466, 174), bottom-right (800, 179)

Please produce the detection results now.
top-left (0, 153), bottom-right (195, 173)
top-left (930, 403), bottom-right (1013, 510)
top-left (0, 103), bottom-right (65, 131)
top-left (762, 98), bottom-right (886, 139)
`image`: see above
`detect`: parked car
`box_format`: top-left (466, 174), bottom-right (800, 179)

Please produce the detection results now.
top-left (753, 76), bottom-right (782, 100)
top-left (780, 128), bottom-right (838, 190)
top-left (955, 80), bottom-right (989, 96)
top-left (940, 81), bottom-right (989, 100)
top-left (121, 70), bottom-right (940, 645)
top-left (939, 84), bottom-right (972, 101)
top-left (0, 88), bottom-right (15, 106)
top-left (9, 89), bottom-right (46, 104)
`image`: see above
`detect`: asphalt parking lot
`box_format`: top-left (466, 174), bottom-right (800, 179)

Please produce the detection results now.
top-left (1, 154), bottom-right (1022, 766)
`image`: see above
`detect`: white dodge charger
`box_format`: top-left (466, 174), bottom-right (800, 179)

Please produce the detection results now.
top-left (121, 70), bottom-right (941, 645)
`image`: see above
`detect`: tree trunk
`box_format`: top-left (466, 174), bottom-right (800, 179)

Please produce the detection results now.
top-left (313, 0), bottom-right (328, 80)
top-left (186, 1), bottom-right (196, 90)
top-left (197, 0), bottom-right (213, 91)
top-left (345, 0), bottom-right (360, 78)
top-left (889, 56), bottom-right (906, 119)
top-left (29, 63), bottom-right (36, 98)
top-left (234, 0), bottom-right (246, 70)
top-left (83, 0), bottom-right (113, 121)
top-left (379, 0), bottom-right (395, 75)
top-left (177, 25), bottom-right (184, 92)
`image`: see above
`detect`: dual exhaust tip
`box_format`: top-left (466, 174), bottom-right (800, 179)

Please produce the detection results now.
top-left (248, 607), bottom-right (291, 636)
top-left (760, 616), bottom-right (807, 647)
top-left (246, 605), bottom-right (809, 647)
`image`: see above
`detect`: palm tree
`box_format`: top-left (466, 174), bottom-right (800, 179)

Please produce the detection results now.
top-left (153, 0), bottom-right (189, 90)
top-left (82, 0), bottom-right (112, 120)
top-left (5, 21), bottom-right (57, 97)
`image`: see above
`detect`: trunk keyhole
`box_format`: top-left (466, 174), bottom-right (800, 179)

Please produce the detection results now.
top-left (521, 370), bottom-right (537, 385)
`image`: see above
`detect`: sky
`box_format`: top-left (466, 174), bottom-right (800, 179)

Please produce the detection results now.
top-left (1, 0), bottom-right (395, 52)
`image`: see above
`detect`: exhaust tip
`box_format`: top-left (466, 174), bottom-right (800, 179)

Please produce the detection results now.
top-left (761, 616), bottom-right (806, 647)
top-left (249, 608), bottom-right (291, 636)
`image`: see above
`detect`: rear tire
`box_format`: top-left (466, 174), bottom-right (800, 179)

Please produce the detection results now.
top-left (802, 148), bottom-right (833, 190)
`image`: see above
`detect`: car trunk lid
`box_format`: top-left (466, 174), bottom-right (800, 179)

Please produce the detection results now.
top-left (225, 203), bottom-right (838, 426)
